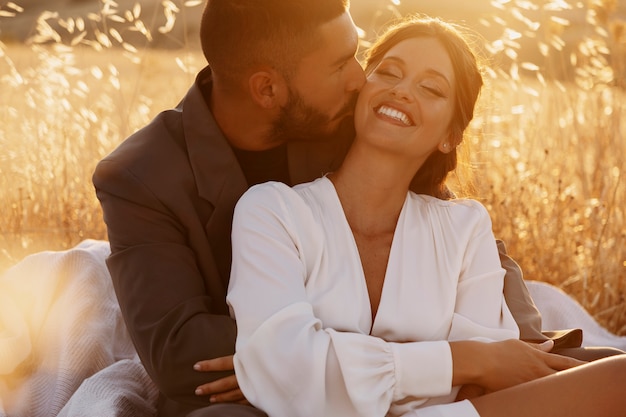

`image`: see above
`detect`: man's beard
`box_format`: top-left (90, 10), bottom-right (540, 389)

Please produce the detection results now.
top-left (270, 89), bottom-right (358, 144)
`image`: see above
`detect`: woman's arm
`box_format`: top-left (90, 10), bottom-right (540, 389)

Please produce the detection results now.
top-left (448, 202), bottom-right (583, 392)
top-left (228, 189), bottom-right (583, 416)
top-left (449, 201), bottom-right (519, 341)
top-left (228, 183), bottom-right (456, 416)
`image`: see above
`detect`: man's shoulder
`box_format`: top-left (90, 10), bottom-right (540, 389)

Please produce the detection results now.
top-left (91, 107), bottom-right (196, 204)
top-left (100, 108), bottom-right (186, 170)
top-left (95, 73), bottom-right (211, 175)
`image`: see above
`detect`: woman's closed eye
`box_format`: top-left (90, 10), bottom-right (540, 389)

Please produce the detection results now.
top-left (420, 83), bottom-right (447, 98)
top-left (374, 66), bottom-right (402, 79)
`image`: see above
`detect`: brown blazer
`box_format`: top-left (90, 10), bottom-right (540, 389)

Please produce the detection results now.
top-left (93, 67), bottom-right (550, 416)
top-left (93, 68), bottom-right (352, 415)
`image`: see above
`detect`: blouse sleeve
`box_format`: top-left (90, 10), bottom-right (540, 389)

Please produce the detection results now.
top-left (448, 201), bottom-right (520, 342)
top-left (227, 183), bottom-right (454, 417)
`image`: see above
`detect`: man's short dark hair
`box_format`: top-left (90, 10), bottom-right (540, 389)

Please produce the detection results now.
top-left (200, 0), bottom-right (350, 85)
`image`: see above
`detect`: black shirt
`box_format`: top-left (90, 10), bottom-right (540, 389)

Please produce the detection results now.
top-left (231, 144), bottom-right (290, 186)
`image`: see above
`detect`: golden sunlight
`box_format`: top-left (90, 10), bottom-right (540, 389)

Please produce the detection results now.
top-left (0, 0), bottom-right (625, 331)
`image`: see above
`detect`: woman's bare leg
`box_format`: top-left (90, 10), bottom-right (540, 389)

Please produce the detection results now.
top-left (471, 354), bottom-right (626, 417)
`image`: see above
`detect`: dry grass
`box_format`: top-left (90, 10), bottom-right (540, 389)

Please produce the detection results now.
top-left (471, 78), bottom-right (626, 334)
top-left (1, 0), bottom-right (625, 334)
top-left (0, 43), bottom-right (202, 263)
top-left (467, 0), bottom-right (626, 334)
top-left (0, 0), bottom-right (204, 270)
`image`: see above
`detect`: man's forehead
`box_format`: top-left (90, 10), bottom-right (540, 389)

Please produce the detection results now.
top-left (306, 12), bottom-right (359, 64)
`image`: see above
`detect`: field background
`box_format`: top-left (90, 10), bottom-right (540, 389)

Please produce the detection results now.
top-left (1, 0), bottom-right (625, 334)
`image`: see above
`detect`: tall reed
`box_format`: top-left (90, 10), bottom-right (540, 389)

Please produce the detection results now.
top-left (1, 0), bottom-right (624, 333)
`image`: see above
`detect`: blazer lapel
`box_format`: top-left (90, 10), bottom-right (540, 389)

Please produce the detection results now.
top-left (182, 75), bottom-right (248, 289)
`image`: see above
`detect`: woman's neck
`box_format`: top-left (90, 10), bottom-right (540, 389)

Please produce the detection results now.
top-left (329, 144), bottom-right (417, 237)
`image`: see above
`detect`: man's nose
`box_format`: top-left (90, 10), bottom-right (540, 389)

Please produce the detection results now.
top-left (346, 58), bottom-right (366, 92)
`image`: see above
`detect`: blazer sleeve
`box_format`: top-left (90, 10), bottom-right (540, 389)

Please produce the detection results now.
top-left (93, 156), bottom-right (237, 409)
top-left (496, 240), bottom-right (547, 342)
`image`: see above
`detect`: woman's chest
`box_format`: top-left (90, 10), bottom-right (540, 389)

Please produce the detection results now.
top-left (301, 222), bottom-right (462, 342)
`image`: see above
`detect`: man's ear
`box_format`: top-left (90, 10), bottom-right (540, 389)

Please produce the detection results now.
top-left (248, 69), bottom-right (286, 109)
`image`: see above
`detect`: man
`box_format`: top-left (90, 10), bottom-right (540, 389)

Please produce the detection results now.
top-left (93, 0), bottom-right (611, 416)
top-left (94, 1), bottom-right (362, 415)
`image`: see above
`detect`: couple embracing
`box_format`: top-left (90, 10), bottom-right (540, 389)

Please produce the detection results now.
top-left (94, 1), bottom-right (626, 416)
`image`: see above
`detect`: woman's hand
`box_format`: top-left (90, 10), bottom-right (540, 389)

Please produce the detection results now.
top-left (456, 384), bottom-right (485, 400)
top-left (193, 355), bottom-right (250, 404)
top-left (451, 339), bottom-right (586, 393)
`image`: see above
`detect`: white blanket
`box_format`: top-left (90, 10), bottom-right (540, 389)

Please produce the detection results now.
top-left (0, 240), bottom-right (157, 417)
top-left (0, 240), bottom-right (624, 416)
top-left (526, 280), bottom-right (626, 350)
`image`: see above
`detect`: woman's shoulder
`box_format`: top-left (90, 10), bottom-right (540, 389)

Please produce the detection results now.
top-left (236, 178), bottom-right (328, 214)
top-left (409, 193), bottom-right (492, 223)
top-left (237, 181), bottom-right (294, 210)
top-left (411, 193), bottom-right (486, 209)
top-left (242, 180), bottom-right (292, 197)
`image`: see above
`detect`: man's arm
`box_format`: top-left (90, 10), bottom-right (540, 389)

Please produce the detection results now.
top-left (496, 240), bottom-right (547, 342)
top-left (94, 158), bottom-right (237, 408)
top-left (497, 239), bottom-right (585, 351)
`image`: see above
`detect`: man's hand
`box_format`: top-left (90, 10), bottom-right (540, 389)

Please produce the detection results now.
top-left (193, 355), bottom-right (249, 404)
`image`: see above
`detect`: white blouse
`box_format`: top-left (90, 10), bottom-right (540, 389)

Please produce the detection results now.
top-left (227, 177), bottom-right (519, 417)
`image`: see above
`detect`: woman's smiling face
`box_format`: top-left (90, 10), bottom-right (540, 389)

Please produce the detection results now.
top-left (354, 36), bottom-right (457, 160)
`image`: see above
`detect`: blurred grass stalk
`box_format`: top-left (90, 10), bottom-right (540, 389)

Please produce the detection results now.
top-left (0, 0), bottom-right (625, 333)
top-left (469, 0), bottom-right (626, 335)
top-left (0, 0), bottom-right (203, 265)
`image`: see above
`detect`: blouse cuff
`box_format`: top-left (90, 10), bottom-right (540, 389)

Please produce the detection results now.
top-left (391, 340), bottom-right (453, 400)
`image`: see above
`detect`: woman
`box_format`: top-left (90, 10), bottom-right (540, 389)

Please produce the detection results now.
top-left (226, 15), bottom-right (626, 417)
